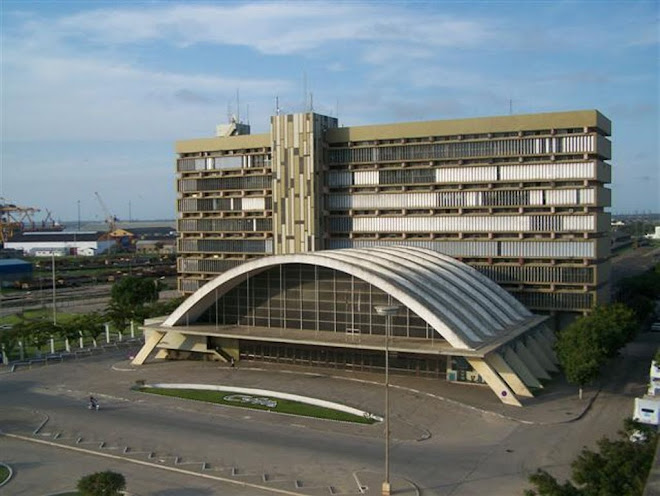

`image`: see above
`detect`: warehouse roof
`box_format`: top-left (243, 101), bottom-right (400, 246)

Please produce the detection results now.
top-left (0, 259), bottom-right (31, 267)
top-left (8, 231), bottom-right (103, 242)
top-left (165, 247), bottom-right (535, 350)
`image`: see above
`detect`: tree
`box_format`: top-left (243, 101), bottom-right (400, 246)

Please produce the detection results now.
top-left (75, 312), bottom-right (106, 346)
top-left (110, 276), bottom-right (159, 308)
top-left (143, 296), bottom-right (186, 319)
top-left (524, 469), bottom-right (581, 496)
top-left (555, 319), bottom-right (604, 399)
top-left (572, 436), bottom-right (655, 495)
top-left (588, 303), bottom-right (637, 356)
top-left (0, 328), bottom-right (19, 363)
top-left (77, 470), bottom-right (126, 496)
top-left (556, 303), bottom-right (638, 398)
top-left (107, 277), bottom-right (160, 329)
top-left (616, 265), bottom-right (660, 323)
top-left (525, 419), bottom-right (657, 496)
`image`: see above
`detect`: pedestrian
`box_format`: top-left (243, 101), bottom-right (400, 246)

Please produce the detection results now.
top-left (230, 357), bottom-right (235, 368)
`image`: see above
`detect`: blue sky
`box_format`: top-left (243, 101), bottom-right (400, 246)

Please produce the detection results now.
top-left (1, 0), bottom-right (658, 223)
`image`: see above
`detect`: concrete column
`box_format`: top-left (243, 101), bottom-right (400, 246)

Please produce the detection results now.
top-left (2, 344), bottom-right (7, 365)
top-left (467, 357), bottom-right (522, 407)
top-left (79, 331), bottom-right (84, 348)
top-left (105, 323), bottom-right (110, 343)
top-left (118, 332), bottom-right (123, 342)
top-left (65, 338), bottom-right (70, 352)
top-left (515, 342), bottom-right (551, 380)
top-left (130, 321), bottom-right (135, 338)
top-left (50, 338), bottom-right (55, 354)
top-left (486, 352), bottom-right (534, 397)
top-left (503, 347), bottom-right (542, 389)
top-left (19, 340), bottom-right (24, 361)
top-left (131, 330), bottom-right (166, 366)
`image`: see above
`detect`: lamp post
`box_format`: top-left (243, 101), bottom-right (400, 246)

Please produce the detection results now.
top-left (51, 252), bottom-right (57, 325)
top-left (374, 304), bottom-right (400, 496)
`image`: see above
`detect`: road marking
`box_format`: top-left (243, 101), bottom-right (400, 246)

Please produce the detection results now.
top-left (2, 432), bottom-right (311, 495)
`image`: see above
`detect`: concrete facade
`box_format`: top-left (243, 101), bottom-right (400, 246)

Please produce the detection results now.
top-left (176, 109), bottom-right (612, 320)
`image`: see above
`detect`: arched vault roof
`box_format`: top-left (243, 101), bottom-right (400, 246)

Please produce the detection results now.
top-left (166, 247), bottom-right (533, 350)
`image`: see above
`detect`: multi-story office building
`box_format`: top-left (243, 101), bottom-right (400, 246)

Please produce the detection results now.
top-left (176, 110), bottom-right (612, 325)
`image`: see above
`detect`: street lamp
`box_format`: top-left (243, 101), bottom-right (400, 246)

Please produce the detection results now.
top-left (374, 304), bottom-right (400, 496)
top-left (51, 252), bottom-right (57, 325)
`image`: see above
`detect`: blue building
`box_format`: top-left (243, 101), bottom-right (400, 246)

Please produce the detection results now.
top-left (0, 259), bottom-right (33, 287)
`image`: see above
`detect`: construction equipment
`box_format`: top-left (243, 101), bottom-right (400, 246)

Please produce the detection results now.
top-left (94, 192), bottom-right (119, 232)
top-left (0, 199), bottom-right (42, 244)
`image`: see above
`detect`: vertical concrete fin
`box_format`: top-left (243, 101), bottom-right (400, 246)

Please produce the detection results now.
top-left (486, 352), bottom-right (534, 398)
top-left (528, 334), bottom-right (559, 372)
top-left (515, 341), bottom-right (551, 381)
top-left (466, 357), bottom-right (522, 407)
top-left (540, 326), bottom-right (557, 346)
top-left (535, 329), bottom-right (560, 365)
top-left (131, 331), bottom-right (166, 366)
top-left (503, 347), bottom-right (542, 389)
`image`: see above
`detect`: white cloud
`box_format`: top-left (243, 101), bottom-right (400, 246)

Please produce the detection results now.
top-left (1, 46), bottom-right (290, 140)
top-left (13, 2), bottom-right (495, 55)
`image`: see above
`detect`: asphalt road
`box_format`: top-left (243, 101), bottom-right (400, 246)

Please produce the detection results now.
top-left (1, 333), bottom-right (656, 496)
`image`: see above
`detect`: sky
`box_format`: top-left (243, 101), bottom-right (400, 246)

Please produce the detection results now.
top-left (1, 0), bottom-right (658, 223)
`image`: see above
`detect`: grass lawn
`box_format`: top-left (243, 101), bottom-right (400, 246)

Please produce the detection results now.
top-left (0, 310), bottom-right (79, 326)
top-left (0, 465), bottom-right (10, 484)
top-left (140, 387), bottom-right (377, 424)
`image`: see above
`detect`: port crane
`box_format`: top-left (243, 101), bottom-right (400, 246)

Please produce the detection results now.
top-left (94, 192), bottom-right (119, 232)
top-left (0, 199), bottom-right (50, 244)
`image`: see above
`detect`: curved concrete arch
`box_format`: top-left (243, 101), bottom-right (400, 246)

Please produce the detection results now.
top-left (397, 246), bottom-right (531, 318)
top-left (363, 247), bottom-right (504, 335)
top-left (316, 250), bottom-right (484, 344)
top-left (167, 252), bottom-right (472, 349)
top-left (165, 248), bottom-right (531, 350)
top-left (329, 249), bottom-right (493, 341)
top-left (382, 247), bottom-right (523, 325)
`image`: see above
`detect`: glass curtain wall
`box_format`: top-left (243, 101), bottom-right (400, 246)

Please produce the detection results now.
top-left (197, 264), bottom-right (436, 340)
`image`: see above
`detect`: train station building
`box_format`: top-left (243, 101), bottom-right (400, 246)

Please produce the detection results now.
top-left (132, 109), bottom-right (612, 405)
top-left (134, 247), bottom-right (559, 406)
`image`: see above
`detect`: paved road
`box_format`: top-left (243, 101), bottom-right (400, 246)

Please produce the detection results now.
top-left (1, 332), bottom-right (657, 495)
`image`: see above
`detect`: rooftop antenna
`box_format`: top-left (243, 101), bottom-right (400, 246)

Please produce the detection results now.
top-left (303, 72), bottom-right (307, 112)
top-left (227, 102), bottom-right (232, 123)
top-left (336, 98), bottom-right (339, 122)
top-left (236, 89), bottom-right (240, 123)
top-left (310, 92), bottom-right (314, 112)
top-left (509, 99), bottom-right (513, 115)
top-left (276, 96), bottom-right (280, 116)
top-left (247, 103), bottom-right (250, 125)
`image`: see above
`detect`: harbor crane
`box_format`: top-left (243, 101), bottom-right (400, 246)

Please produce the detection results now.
top-left (94, 192), bottom-right (119, 232)
top-left (0, 199), bottom-right (42, 244)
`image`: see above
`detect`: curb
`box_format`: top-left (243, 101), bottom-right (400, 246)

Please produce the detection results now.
top-left (2, 432), bottom-right (310, 496)
top-left (0, 462), bottom-right (13, 488)
top-left (141, 383), bottom-right (383, 423)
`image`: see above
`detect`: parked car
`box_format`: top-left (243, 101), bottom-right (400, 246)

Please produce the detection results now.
top-left (651, 322), bottom-right (660, 332)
